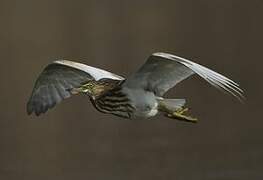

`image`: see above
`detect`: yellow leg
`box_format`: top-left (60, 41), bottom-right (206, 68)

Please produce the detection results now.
top-left (166, 107), bottom-right (198, 123)
top-left (176, 107), bottom-right (189, 114)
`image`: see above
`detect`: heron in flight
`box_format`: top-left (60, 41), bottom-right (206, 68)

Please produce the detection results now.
top-left (27, 52), bottom-right (244, 122)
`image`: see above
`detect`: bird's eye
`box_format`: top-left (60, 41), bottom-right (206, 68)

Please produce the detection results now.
top-left (83, 83), bottom-right (94, 89)
top-left (88, 83), bottom-right (95, 88)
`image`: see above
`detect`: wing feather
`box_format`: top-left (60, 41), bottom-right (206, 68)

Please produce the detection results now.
top-left (27, 60), bottom-right (124, 116)
top-left (124, 52), bottom-right (244, 101)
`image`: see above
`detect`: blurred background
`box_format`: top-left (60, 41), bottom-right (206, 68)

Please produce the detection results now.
top-left (0, 0), bottom-right (262, 179)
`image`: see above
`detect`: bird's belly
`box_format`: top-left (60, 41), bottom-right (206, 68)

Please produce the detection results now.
top-left (133, 101), bottom-right (159, 118)
top-left (122, 87), bottom-right (159, 119)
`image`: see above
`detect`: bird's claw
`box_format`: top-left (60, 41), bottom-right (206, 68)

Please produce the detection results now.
top-left (177, 107), bottom-right (189, 114)
top-left (166, 107), bottom-right (198, 123)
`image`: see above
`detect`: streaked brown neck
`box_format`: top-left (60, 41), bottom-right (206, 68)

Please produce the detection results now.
top-left (92, 79), bottom-right (122, 98)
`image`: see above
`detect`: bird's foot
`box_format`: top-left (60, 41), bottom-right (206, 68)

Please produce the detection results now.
top-left (177, 107), bottom-right (189, 114)
top-left (166, 107), bottom-right (198, 123)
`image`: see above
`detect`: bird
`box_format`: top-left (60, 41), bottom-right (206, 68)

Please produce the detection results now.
top-left (27, 52), bottom-right (244, 123)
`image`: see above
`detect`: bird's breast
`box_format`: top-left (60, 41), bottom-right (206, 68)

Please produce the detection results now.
top-left (121, 87), bottom-right (159, 118)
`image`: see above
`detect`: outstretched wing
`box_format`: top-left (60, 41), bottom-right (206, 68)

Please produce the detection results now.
top-left (124, 52), bottom-right (244, 101)
top-left (27, 60), bottom-right (124, 116)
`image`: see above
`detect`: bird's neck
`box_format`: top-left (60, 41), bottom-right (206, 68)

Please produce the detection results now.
top-left (92, 80), bottom-right (121, 98)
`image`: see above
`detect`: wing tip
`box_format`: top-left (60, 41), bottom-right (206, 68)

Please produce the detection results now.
top-left (26, 100), bottom-right (33, 115)
top-left (26, 99), bottom-right (51, 116)
top-left (235, 90), bottom-right (246, 104)
top-left (26, 108), bottom-right (33, 116)
top-left (26, 107), bottom-right (49, 116)
top-left (153, 51), bottom-right (246, 103)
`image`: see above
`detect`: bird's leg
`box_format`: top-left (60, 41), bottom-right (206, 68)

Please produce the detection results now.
top-left (160, 105), bottom-right (197, 123)
top-left (158, 101), bottom-right (198, 123)
top-left (167, 107), bottom-right (198, 123)
top-left (176, 107), bottom-right (189, 115)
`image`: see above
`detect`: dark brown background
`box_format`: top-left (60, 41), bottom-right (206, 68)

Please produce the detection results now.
top-left (0, 0), bottom-right (262, 179)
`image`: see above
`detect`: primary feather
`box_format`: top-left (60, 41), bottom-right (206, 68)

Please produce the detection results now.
top-left (124, 52), bottom-right (244, 101)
